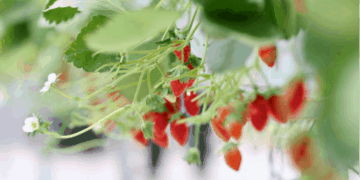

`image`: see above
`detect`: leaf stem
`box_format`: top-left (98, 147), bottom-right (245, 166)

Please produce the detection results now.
top-left (147, 69), bottom-right (152, 94)
top-left (50, 85), bottom-right (78, 100)
top-left (133, 70), bottom-right (146, 103)
top-left (47, 104), bottom-right (132, 139)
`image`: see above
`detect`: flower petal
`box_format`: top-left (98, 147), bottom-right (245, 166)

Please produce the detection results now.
top-left (47, 73), bottom-right (57, 83)
top-left (40, 85), bottom-right (50, 92)
top-left (24, 117), bottom-right (35, 125)
top-left (22, 125), bottom-right (33, 133)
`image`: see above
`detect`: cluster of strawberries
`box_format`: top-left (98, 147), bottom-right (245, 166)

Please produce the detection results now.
top-left (131, 90), bottom-right (200, 149)
top-left (211, 77), bottom-right (307, 171)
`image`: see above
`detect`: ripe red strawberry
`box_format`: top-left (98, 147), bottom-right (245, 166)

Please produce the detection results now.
top-left (164, 98), bottom-right (176, 115)
top-left (152, 130), bottom-right (169, 148)
top-left (228, 121), bottom-right (242, 141)
top-left (186, 78), bottom-right (195, 88)
top-left (249, 95), bottom-right (269, 131)
top-left (174, 44), bottom-right (191, 63)
top-left (258, 45), bottom-right (277, 68)
top-left (170, 117), bottom-right (189, 147)
top-left (170, 80), bottom-right (188, 97)
top-left (287, 80), bottom-right (306, 115)
top-left (184, 91), bottom-right (200, 116)
top-left (224, 147), bottom-right (242, 171)
top-left (211, 118), bottom-right (231, 142)
top-left (187, 63), bottom-right (194, 70)
top-left (152, 112), bottom-right (170, 134)
top-left (132, 129), bottom-right (149, 148)
top-left (290, 134), bottom-right (313, 171)
top-left (267, 95), bottom-right (291, 124)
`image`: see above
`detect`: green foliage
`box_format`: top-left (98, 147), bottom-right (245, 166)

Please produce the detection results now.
top-left (43, 7), bottom-right (81, 24)
top-left (143, 94), bottom-right (167, 112)
top-left (169, 64), bottom-right (190, 83)
top-left (193, 0), bottom-right (284, 45)
top-left (170, 112), bottom-right (182, 123)
top-left (85, 9), bottom-right (181, 53)
top-left (44, 0), bottom-right (57, 10)
top-left (64, 15), bottom-right (121, 73)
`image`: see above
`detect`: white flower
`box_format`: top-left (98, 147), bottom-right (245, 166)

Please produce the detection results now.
top-left (40, 73), bottom-right (57, 93)
top-left (22, 114), bottom-right (39, 133)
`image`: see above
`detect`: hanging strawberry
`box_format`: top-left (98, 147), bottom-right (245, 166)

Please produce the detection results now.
top-left (267, 94), bottom-right (291, 124)
top-left (152, 112), bottom-right (170, 134)
top-left (258, 45), bottom-right (277, 68)
top-left (132, 129), bottom-right (149, 149)
top-left (169, 65), bottom-right (191, 97)
top-left (211, 117), bottom-right (231, 142)
top-left (222, 142), bottom-right (242, 171)
top-left (184, 91), bottom-right (200, 116)
top-left (249, 94), bottom-right (269, 131)
top-left (164, 98), bottom-right (176, 115)
top-left (174, 44), bottom-right (191, 63)
top-left (170, 116), bottom-right (189, 147)
top-left (290, 133), bottom-right (313, 171)
top-left (284, 77), bottom-right (307, 116)
top-left (152, 130), bottom-right (169, 149)
top-left (228, 121), bottom-right (243, 141)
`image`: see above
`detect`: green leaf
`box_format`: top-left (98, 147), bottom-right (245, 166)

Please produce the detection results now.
top-left (43, 7), bottom-right (81, 24)
top-left (64, 15), bottom-right (121, 73)
top-left (85, 9), bottom-right (181, 53)
top-left (141, 121), bottom-right (154, 139)
top-left (205, 38), bottom-right (252, 73)
top-left (194, 0), bottom-right (284, 45)
top-left (44, 0), bottom-right (57, 10)
top-left (170, 112), bottom-right (183, 123)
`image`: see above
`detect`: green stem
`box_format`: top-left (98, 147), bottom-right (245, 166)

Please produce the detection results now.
top-left (51, 86), bottom-right (78, 100)
top-left (133, 106), bottom-right (145, 123)
top-left (245, 67), bottom-right (257, 91)
top-left (133, 70), bottom-right (146, 103)
top-left (184, 6), bottom-right (199, 34)
top-left (47, 104), bottom-right (132, 139)
top-left (154, 0), bottom-right (166, 9)
top-left (199, 35), bottom-right (209, 69)
top-left (191, 89), bottom-right (209, 102)
top-left (147, 70), bottom-right (152, 94)
top-left (185, 21), bottom-right (201, 44)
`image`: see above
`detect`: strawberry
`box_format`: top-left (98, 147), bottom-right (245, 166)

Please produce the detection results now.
top-left (211, 118), bottom-right (231, 142)
top-left (224, 147), bottom-right (242, 171)
top-left (174, 44), bottom-right (191, 63)
top-left (187, 63), bottom-right (194, 70)
top-left (290, 134), bottom-right (313, 171)
top-left (267, 95), bottom-right (291, 124)
top-left (258, 45), bottom-right (277, 68)
top-left (288, 80), bottom-right (306, 115)
top-left (152, 112), bottom-right (170, 134)
top-left (152, 130), bottom-right (169, 148)
top-left (184, 91), bottom-right (200, 116)
top-left (186, 78), bottom-right (195, 88)
top-left (132, 129), bottom-right (149, 148)
top-left (170, 79), bottom-right (188, 97)
top-left (249, 95), bottom-right (269, 131)
top-left (228, 121), bottom-right (243, 141)
top-left (164, 98), bottom-right (176, 115)
top-left (170, 117), bottom-right (189, 147)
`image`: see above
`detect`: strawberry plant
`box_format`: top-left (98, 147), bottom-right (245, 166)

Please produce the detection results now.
top-left (9, 0), bottom-right (356, 178)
